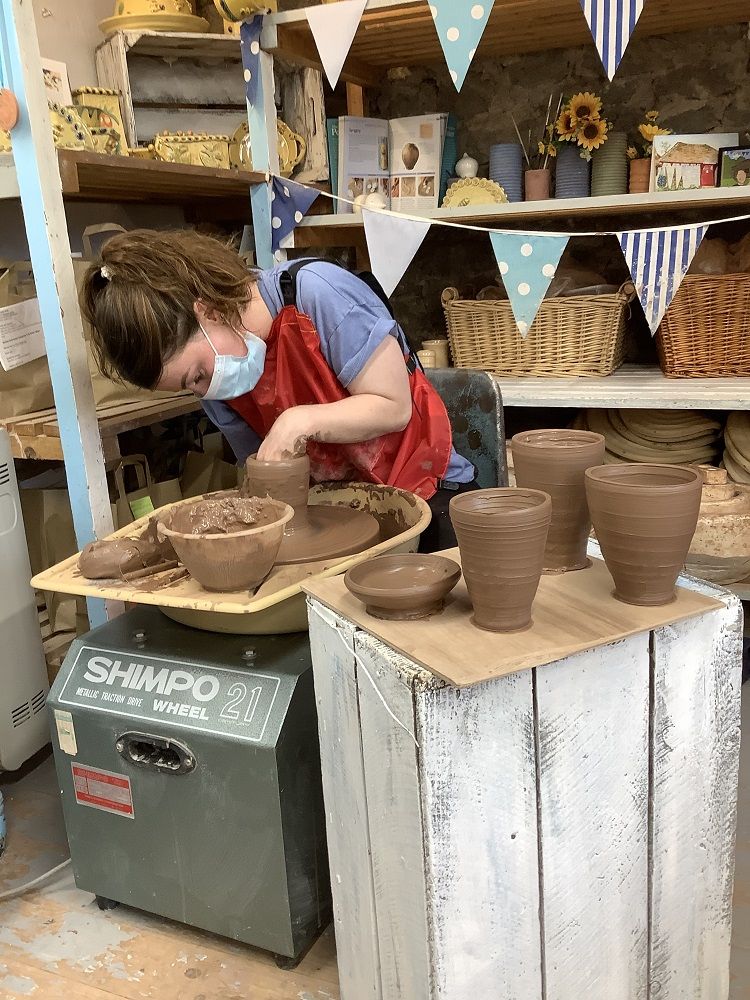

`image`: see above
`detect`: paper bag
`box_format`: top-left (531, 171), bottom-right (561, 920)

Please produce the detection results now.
top-left (113, 455), bottom-right (182, 528)
top-left (0, 263), bottom-right (55, 418)
top-left (181, 433), bottom-right (240, 498)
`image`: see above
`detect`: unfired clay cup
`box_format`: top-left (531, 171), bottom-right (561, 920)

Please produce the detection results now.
top-left (585, 463), bottom-right (702, 606)
top-left (421, 339), bottom-right (451, 367)
top-left (344, 553), bottom-right (461, 620)
top-left (244, 453), bottom-right (310, 530)
top-left (450, 488), bottom-right (552, 632)
top-left (511, 429), bottom-right (605, 573)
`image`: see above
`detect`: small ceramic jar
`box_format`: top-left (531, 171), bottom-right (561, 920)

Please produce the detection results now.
top-left (455, 152), bottom-right (479, 178)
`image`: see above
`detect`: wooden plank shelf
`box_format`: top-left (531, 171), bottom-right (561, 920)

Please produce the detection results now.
top-left (112, 29), bottom-right (241, 61)
top-left (265, 0), bottom-right (750, 84)
top-left (0, 150), bottom-right (262, 206)
top-left (291, 187), bottom-right (750, 248)
top-left (493, 364), bottom-right (750, 410)
top-left (0, 394), bottom-right (200, 462)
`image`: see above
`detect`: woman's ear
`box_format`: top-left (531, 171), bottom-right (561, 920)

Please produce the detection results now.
top-left (194, 299), bottom-right (224, 324)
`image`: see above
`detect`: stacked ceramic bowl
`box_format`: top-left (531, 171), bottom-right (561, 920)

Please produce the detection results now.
top-left (573, 408), bottom-right (722, 465)
top-left (554, 144), bottom-right (591, 199)
top-left (489, 143), bottom-right (524, 202)
top-left (590, 132), bottom-right (628, 197)
top-left (723, 412), bottom-right (750, 484)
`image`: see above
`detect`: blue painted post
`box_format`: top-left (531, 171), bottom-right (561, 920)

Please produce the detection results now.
top-left (0, 0), bottom-right (113, 627)
top-left (249, 18), bottom-right (280, 269)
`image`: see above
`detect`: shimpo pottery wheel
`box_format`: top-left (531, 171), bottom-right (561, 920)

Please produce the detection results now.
top-left (244, 454), bottom-right (381, 565)
top-left (344, 553), bottom-right (461, 620)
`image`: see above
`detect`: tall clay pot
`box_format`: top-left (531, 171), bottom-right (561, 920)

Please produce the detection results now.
top-left (585, 463), bottom-right (702, 606)
top-left (450, 488), bottom-right (552, 632)
top-left (243, 453), bottom-right (310, 531)
top-left (524, 168), bottom-right (551, 201)
top-left (511, 429), bottom-right (605, 572)
top-left (629, 158), bottom-right (651, 194)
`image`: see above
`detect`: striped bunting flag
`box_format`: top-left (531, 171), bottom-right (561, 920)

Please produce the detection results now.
top-left (580, 0), bottom-right (645, 80)
top-left (617, 225), bottom-right (707, 334)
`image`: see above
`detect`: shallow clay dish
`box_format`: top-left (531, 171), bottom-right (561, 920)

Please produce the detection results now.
top-left (158, 494), bottom-right (293, 592)
top-left (344, 554), bottom-right (461, 620)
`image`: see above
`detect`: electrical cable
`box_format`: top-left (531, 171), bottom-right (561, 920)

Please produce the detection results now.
top-left (0, 858), bottom-right (72, 901)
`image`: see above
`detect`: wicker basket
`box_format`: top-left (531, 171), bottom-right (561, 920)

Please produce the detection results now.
top-left (442, 283), bottom-right (634, 377)
top-left (657, 274), bottom-right (750, 378)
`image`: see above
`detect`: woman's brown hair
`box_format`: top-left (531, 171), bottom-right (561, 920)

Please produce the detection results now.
top-left (80, 229), bottom-right (257, 389)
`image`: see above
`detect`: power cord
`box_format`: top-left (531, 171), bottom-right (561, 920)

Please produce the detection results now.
top-left (0, 858), bottom-right (72, 901)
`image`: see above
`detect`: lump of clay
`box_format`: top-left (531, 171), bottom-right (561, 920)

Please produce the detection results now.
top-left (78, 517), bottom-right (176, 580)
top-left (170, 494), bottom-right (280, 535)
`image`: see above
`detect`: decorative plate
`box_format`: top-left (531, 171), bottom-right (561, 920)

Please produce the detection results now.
top-left (277, 118), bottom-right (306, 177)
top-left (0, 130), bottom-right (11, 155)
top-left (48, 103), bottom-right (92, 151)
top-left (442, 177), bottom-right (508, 208)
top-left (99, 13), bottom-right (210, 36)
top-left (229, 121), bottom-right (253, 172)
top-left (75, 105), bottom-right (127, 155)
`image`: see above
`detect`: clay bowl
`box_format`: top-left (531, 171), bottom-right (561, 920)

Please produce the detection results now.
top-left (585, 463), bottom-right (702, 606)
top-left (158, 493), bottom-right (293, 592)
top-left (344, 553), bottom-right (461, 620)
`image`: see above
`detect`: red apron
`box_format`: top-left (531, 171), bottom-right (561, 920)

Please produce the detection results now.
top-left (227, 305), bottom-right (452, 500)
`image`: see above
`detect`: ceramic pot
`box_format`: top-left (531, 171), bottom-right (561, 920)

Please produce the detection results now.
top-left (511, 429), bottom-right (605, 572)
top-left (244, 453), bottom-right (310, 530)
top-left (450, 488), bottom-right (552, 632)
top-left (585, 463), bottom-right (702, 606)
top-left (417, 349), bottom-right (437, 368)
top-left (456, 152), bottom-right (479, 178)
top-left (591, 132), bottom-right (628, 197)
top-left (629, 158), bottom-right (651, 194)
top-left (555, 144), bottom-right (591, 199)
top-left (524, 168), bottom-right (551, 201)
top-left (421, 339), bottom-right (450, 367)
top-left (489, 143), bottom-right (524, 202)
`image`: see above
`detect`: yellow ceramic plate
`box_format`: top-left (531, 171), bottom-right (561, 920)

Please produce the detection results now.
top-left (442, 177), bottom-right (508, 208)
top-left (99, 13), bottom-right (210, 35)
top-left (229, 121), bottom-right (253, 171)
top-left (49, 103), bottom-right (92, 151)
top-left (0, 130), bottom-right (11, 155)
top-left (75, 105), bottom-right (127, 155)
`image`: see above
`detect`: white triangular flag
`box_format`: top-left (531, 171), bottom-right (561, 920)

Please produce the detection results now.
top-left (362, 209), bottom-right (431, 297)
top-left (580, 0), bottom-right (644, 80)
top-left (617, 225), bottom-right (707, 334)
top-left (305, 0), bottom-right (367, 89)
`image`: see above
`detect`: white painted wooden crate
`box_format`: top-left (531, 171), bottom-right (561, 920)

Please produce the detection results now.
top-left (306, 577), bottom-right (743, 1000)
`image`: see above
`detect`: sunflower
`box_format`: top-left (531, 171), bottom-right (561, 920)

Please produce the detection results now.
top-left (639, 122), bottom-right (671, 144)
top-left (538, 140), bottom-right (546, 155)
top-left (645, 110), bottom-right (660, 122)
top-left (547, 143), bottom-right (557, 158)
top-left (556, 108), bottom-right (577, 140)
top-left (627, 145), bottom-right (639, 160)
top-left (579, 117), bottom-right (609, 151)
top-left (569, 91), bottom-right (602, 124)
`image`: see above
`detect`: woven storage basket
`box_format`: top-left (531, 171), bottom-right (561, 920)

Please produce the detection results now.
top-left (442, 282), bottom-right (633, 377)
top-left (657, 274), bottom-right (750, 377)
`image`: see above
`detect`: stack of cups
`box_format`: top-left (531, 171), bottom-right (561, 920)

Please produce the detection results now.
top-left (489, 143), bottom-right (524, 202)
top-left (591, 132), bottom-right (628, 197)
top-left (555, 143), bottom-right (591, 199)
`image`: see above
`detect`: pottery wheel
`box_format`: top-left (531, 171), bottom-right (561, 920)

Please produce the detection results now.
top-left (276, 505), bottom-right (381, 565)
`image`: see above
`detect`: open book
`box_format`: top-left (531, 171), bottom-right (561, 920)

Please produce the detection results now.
top-left (337, 114), bottom-right (448, 214)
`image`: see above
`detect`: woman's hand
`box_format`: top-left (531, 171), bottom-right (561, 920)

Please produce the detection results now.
top-left (256, 406), bottom-right (312, 461)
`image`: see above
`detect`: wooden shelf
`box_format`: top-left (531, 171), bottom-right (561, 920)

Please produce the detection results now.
top-left (0, 394), bottom-right (200, 462)
top-left (492, 364), bottom-right (750, 410)
top-left (0, 150), bottom-right (262, 207)
top-left (292, 187), bottom-right (750, 248)
top-left (265, 0), bottom-right (750, 85)
top-left (112, 29), bottom-right (241, 61)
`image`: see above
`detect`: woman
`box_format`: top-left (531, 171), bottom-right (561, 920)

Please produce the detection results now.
top-left (81, 229), bottom-right (477, 551)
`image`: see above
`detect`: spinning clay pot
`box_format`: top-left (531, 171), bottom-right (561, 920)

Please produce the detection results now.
top-left (585, 463), bottom-right (702, 606)
top-left (511, 429), bottom-right (605, 573)
top-left (244, 453), bottom-right (311, 530)
top-left (450, 488), bottom-right (552, 632)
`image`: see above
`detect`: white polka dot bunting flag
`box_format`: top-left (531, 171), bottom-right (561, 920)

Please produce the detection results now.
top-left (305, 0), bottom-right (368, 90)
top-left (270, 176), bottom-right (320, 253)
top-left (580, 0), bottom-right (645, 81)
top-left (617, 225), bottom-right (706, 334)
top-left (429, 0), bottom-right (495, 91)
top-left (240, 16), bottom-right (264, 108)
top-left (489, 232), bottom-right (570, 338)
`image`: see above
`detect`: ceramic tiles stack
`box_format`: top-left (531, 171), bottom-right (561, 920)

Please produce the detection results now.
top-left (489, 143), bottom-right (524, 202)
top-left (723, 412), bottom-right (750, 484)
top-left (591, 133), bottom-right (628, 197)
top-left (574, 408), bottom-right (722, 465)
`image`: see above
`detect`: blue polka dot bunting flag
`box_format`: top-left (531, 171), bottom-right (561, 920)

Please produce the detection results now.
top-left (240, 16), bottom-right (263, 108)
top-left (429, 0), bottom-right (496, 91)
top-left (580, 0), bottom-right (644, 81)
top-left (489, 233), bottom-right (570, 338)
top-left (617, 225), bottom-right (707, 334)
top-left (270, 176), bottom-right (321, 253)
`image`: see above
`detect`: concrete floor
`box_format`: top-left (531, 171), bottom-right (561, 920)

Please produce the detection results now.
top-left (2, 692), bottom-right (750, 999)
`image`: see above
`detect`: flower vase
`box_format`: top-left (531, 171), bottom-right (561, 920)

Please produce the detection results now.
top-left (524, 168), bottom-right (551, 201)
top-left (629, 158), bottom-right (651, 194)
top-left (555, 144), bottom-right (591, 199)
top-left (590, 132), bottom-right (628, 197)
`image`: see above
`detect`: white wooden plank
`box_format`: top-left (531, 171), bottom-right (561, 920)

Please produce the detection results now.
top-left (280, 64), bottom-right (329, 183)
top-left (95, 33), bottom-right (138, 149)
top-left (307, 601), bottom-right (381, 1000)
top-left (354, 632), bottom-right (431, 1000)
top-left (536, 634), bottom-right (650, 1000)
top-left (650, 594), bottom-right (743, 1000)
top-left (416, 670), bottom-right (542, 1000)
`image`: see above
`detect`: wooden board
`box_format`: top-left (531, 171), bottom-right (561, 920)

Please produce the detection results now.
top-left (649, 587), bottom-right (743, 999)
top-left (303, 552), bottom-right (721, 688)
top-left (536, 635), bottom-right (650, 998)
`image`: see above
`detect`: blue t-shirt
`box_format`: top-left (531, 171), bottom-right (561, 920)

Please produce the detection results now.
top-left (201, 260), bottom-right (474, 484)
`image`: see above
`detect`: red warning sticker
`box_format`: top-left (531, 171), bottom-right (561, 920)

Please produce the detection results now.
top-left (71, 763), bottom-right (134, 819)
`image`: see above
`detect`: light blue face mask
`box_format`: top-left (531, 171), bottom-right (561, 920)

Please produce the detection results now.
top-left (199, 321), bottom-right (267, 401)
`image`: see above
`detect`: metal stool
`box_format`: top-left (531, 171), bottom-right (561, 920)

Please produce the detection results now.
top-left (425, 368), bottom-right (507, 488)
